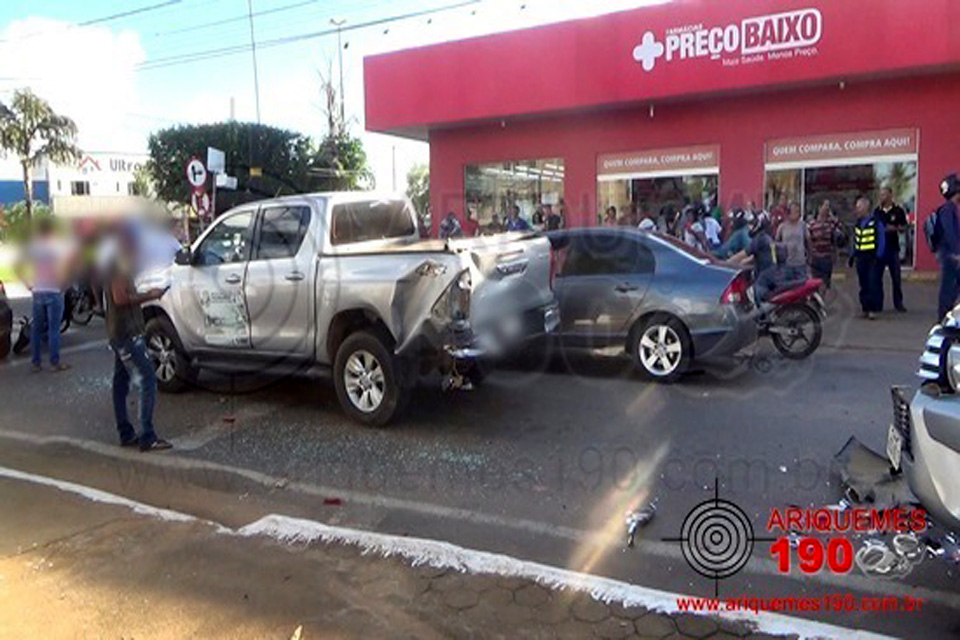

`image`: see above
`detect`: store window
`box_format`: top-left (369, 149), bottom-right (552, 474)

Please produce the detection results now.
top-left (464, 158), bottom-right (564, 230)
top-left (71, 181), bottom-right (90, 196)
top-left (596, 145), bottom-right (720, 228)
top-left (764, 129), bottom-right (918, 266)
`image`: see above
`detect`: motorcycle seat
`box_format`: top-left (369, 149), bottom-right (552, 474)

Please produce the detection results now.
top-left (768, 278), bottom-right (823, 305)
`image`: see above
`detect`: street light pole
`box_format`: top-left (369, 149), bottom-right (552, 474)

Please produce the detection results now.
top-left (247, 0), bottom-right (262, 123)
top-left (330, 18), bottom-right (346, 133)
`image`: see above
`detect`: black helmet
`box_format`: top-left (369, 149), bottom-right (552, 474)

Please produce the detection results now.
top-left (731, 209), bottom-right (749, 230)
top-left (941, 173), bottom-right (960, 200)
top-left (748, 210), bottom-right (770, 236)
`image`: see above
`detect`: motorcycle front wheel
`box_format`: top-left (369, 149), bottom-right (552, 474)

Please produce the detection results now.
top-left (770, 303), bottom-right (822, 360)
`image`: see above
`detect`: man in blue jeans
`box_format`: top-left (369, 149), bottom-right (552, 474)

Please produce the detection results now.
top-left (105, 225), bottom-right (171, 451)
top-left (16, 218), bottom-right (73, 372)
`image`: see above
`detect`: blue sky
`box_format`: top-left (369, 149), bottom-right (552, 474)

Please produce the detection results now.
top-left (0, 0), bottom-right (659, 188)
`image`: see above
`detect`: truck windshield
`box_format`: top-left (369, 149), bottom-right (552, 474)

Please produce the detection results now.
top-left (330, 200), bottom-right (416, 245)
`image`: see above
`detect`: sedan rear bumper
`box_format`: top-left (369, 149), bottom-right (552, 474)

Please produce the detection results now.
top-left (690, 306), bottom-right (757, 360)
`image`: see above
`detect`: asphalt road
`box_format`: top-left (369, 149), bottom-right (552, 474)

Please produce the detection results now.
top-left (0, 289), bottom-right (957, 639)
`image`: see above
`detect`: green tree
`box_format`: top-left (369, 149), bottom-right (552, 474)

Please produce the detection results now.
top-left (406, 163), bottom-right (429, 215)
top-left (0, 201), bottom-right (53, 244)
top-left (146, 121), bottom-right (314, 212)
top-left (311, 65), bottom-right (373, 191)
top-left (311, 133), bottom-right (374, 191)
top-left (0, 89), bottom-right (81, 221)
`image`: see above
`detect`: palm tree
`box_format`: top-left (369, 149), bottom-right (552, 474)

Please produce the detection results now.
top-left (0, 89), bottom-right (81, 222)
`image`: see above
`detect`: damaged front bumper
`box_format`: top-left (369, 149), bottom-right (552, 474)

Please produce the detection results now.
top-left (898, 386), bottom-right (960, 531)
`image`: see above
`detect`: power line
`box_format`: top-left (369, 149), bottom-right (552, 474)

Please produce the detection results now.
top-left (135, 0), bottom-right (482, 72)
top-left (0, 0), bottom-right (184, 43)
top-left (153, 0), bottom-right (317, 37)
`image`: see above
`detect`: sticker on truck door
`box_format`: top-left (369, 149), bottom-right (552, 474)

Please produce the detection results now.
top-left (198, 289), bottom-right (249, 347)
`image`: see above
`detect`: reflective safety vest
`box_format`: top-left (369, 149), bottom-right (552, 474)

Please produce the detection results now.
top-left (855, 219), bottom-right (878, 253)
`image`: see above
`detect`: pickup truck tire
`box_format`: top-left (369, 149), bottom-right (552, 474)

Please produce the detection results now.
top-left (145, 317), bottom-right (196, 393)
top-left (334, 330), bottom-right (405, 427)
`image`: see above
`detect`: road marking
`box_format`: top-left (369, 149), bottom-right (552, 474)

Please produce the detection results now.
top-left (0, 339), bottom-right (109, 368)
top-left (0, 427), bottom-right (958, 612)
top-left (0, 463), bottom-right (895, 640)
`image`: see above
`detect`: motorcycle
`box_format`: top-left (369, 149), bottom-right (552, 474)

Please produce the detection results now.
top-left (64, 279), bottom-right (97, 328)
top-left (748, 276), bottom-right (826, 359)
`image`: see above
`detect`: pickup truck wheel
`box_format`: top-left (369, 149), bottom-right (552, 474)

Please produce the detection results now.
top-left (334, 331), bottom-right (404, 427)
top-left (145, 317), bottom-right (195, 393)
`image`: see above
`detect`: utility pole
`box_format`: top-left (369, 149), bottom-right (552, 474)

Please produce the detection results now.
top-left (247, 0), bottom-right (262, 123)
top-left (330, 18), bottom-right (346, 134)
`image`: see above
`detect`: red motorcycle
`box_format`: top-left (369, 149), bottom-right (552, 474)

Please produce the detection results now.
top-left (732, 274), bottom-right (826, 359)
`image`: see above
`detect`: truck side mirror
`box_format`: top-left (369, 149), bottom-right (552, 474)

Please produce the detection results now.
top-left (174, 247), bottom-right (193, 266)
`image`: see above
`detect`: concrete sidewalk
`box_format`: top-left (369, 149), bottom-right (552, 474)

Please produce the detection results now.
top-left (818, 268), bottom-right (939, 353)
top-left (0, 474), bottom-right (787, 640)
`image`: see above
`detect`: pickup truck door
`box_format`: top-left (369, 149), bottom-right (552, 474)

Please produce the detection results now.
top-left (554, 233), bottom-right (654, 346)
top-left (178, 209), bottom-right (255, 350)
top-left (244, 204), bottom-right (314, 355)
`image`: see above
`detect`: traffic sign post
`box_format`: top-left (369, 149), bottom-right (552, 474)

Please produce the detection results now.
top-left (186, 157), bottom-right (207, 189)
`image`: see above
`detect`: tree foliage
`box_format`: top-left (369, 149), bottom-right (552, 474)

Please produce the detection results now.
top-left (0, 88), bottom-right (81, 219)
top-left (146, 121), bottom-right (314, 212)
top-left (406, 163), bottom-right (429, 215)
top-left (146, 119), bottom-right (373, 214)
top-left (0, 201), bottom-right (53, 244)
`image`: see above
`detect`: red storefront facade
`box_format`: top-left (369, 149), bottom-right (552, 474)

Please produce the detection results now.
top-left (365, 0), bottom-right (960, 271)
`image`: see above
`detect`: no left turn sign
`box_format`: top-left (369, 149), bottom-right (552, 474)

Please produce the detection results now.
top-left (186, 157), bottom-right (207, 188)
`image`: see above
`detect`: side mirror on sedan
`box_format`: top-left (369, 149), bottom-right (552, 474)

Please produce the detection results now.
top-left (174, 247), bottom-right (193, 266)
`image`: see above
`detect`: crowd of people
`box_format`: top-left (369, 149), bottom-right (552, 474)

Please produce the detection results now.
top-left (604, 188), bottom-right (916, 320)
top-left (438, 201), bottom-right (569, 239)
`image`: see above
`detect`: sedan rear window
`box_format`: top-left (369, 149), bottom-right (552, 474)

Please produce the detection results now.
top-left (650, 232), bottom-right (719, 264)
top-left (330, 200), bottom-right (416, 245)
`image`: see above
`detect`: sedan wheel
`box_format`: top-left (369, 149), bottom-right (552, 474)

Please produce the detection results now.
top-left (631, 315), bottom-right (691, 383)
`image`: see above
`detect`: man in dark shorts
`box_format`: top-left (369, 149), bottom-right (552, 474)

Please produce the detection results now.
top-left (727, 211), bottom-right (786, 302)
top-left (104, 224), bottom-right (171, 451)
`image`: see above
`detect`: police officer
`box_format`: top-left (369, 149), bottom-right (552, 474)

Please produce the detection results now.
top-left (935, 174), bottom-right (960, 320)
top-left (850, 196), bottom-right (885, 320)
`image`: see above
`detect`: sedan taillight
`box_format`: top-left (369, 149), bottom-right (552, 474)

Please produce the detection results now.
top-left (721, 271), bottom-right (751, 305)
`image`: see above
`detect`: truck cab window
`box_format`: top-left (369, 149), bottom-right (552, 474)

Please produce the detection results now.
top-left (195, 211), bottom-right (254, 266)
top-left (255, 206), bottom-right (311, 259)
top-left (331, 200), bottom-right (415, 245)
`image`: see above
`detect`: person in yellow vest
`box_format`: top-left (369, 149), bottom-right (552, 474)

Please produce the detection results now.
top-left (849, 196), bottom-right (886, 320)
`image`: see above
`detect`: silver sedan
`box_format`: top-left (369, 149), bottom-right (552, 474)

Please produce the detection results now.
top-left (548, 228), bottom-right (757, 381)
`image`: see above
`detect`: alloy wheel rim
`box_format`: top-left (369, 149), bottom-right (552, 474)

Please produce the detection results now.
top-left (147, 333), bottom-right (177, 383)
top-left (639, 324), bottom-right (682, 376)
top-left (344, 349), bottom-right (386, 413)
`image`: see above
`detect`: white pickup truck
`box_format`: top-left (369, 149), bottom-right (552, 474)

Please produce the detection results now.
top-left (141, 193), bottom-right (559, 426)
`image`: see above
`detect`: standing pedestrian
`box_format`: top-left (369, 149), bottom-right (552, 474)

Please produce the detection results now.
top-left (438, 211), bottom-right (463, 239)
top-left (504, 205), bottom-right (530, 232)
top-left (808, 199), bottom-right (843, 287)
top-left (104, 224), bottom-right (172, 451)
top-left (544, 204), bottom-right (562, 231)
top-left (934, 174), bottom-right (960, 320)
top-left (874, 186), bottom-right (908, 312)
top-left (602, 206), bottom-right (618, 227)
top-left (775, 202), bottom-right (810, 281)
top-left (770, 194), bottom-right (790, 236)
top-left (15, 217), bottom-right (76, 372)
top-left (850, 197), bottom-right (885, 320)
